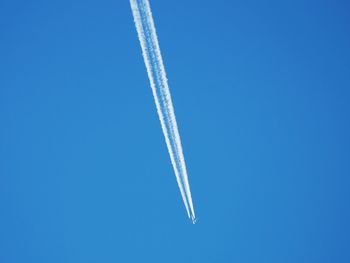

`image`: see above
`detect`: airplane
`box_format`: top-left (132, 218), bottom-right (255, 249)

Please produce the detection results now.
top-left (191, 216), bottom-right (197, 224)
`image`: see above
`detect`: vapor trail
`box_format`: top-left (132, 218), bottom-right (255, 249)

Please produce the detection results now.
top-left (130, 0), bottom-right (196, 223)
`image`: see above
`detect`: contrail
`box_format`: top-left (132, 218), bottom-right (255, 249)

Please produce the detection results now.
top-left (130, 0), bottom-right (196, 223)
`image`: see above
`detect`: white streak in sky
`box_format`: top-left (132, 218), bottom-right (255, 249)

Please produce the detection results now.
top-left (130, 0), bottom-right (196, 223)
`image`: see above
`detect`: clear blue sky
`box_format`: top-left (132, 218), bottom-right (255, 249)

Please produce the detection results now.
top-left (1, 0), bottom-right (350, 262)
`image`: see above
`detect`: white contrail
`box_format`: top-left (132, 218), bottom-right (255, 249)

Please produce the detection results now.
top-left (130, 0), bottom-right (196, 223)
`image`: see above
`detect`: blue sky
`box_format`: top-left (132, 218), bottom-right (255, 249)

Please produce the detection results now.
top-left (1, 0), bottom-right (350, 262)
